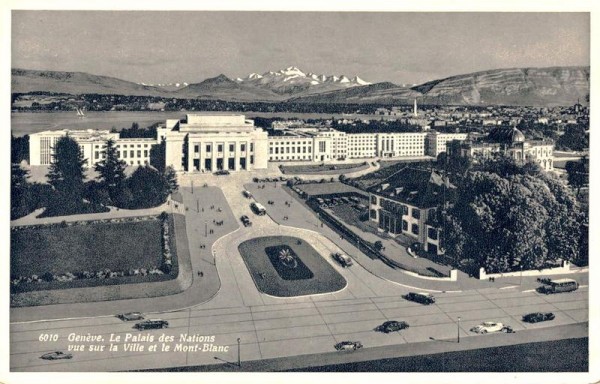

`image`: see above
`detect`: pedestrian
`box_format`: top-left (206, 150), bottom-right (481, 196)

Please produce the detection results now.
top-left (200, 271), bottom-right (204, 277)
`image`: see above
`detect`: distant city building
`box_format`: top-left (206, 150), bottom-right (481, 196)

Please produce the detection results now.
top-left (449, 126), bottom-right (554, 171)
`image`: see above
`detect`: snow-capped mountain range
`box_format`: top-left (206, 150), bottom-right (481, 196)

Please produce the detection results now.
top-left (236, 66), bottom-right (370, 86)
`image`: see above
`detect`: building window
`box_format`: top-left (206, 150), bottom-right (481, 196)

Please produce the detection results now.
top-left (123, 151), bottom-right (127, 158)
top-left (412, 208), bottom-right (420, 219)
top-left (371, 195), bottom-right (378, 205)
top-left (137, 150), bottom-right (141, 157)
top-left (206, 144), bottom-right (212, 153)
top-left (218, 144), bottom-right (223, 152)
top-left (412, 224), bottom-right (419, 235)
top-left (250, 155), bottom-right (254, 164)
top-left (402, 220), bottom-right (408, 231)
top-left (117, 151), bottom-right (121, 157)
top-left (269, 147), bottom-right (273, 154)
top-left (241, 144), bottom-right (246, 151)
top-left (250, 143), bottom-right (254, 152)
top-left (319, 141), bottom-right (326, 152)
top-left (229, 144), bottom-right (235, 152)
top-left (194, 144), bottom-right (200, 153)
top-left (144, 150), bottom-right (148, 157)
top-left (95, 152), bottom-right (99, 160)
top-left (370, 209), bottom-right (377, 219)
top-left (130, 150), bottom-right (134, 158)
top-left (428, 227), bottom-right (438, 240)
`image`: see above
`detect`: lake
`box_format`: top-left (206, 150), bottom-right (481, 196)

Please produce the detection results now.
top-left (11, 111), bottom-right (397, 136)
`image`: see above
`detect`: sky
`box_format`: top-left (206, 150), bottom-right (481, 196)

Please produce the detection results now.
top-left (11, 11), bottom-right (590, 85)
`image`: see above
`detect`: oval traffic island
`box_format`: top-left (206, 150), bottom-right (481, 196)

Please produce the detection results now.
top-left (238, 236), bottom-right (346, 297)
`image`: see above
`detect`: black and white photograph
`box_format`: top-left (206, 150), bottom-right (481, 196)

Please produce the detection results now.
top-left (4, 2), bottom-right (597, 382)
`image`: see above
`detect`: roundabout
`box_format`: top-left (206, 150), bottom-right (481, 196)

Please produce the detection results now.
top-left (238, 236), bottom-right (346, 297)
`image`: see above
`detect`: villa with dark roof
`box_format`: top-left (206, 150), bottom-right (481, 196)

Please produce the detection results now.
top-left (367, 167), bottom-right (455, 255)
top-left (449, 126), bottom-right (554, 171)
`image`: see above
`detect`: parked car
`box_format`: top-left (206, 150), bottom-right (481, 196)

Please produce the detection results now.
top-left (470, 321), bottom-right (514, 334)
top-left (117, 312), bottom-right (145, 321)
top-left (243, 190), bottom-right (252, 198)
top-left (522, 312), bottom-right (555, 323)
top-left (334, 341), bottom-right (363, 351)
top-left (214, 170), bottom-right (230, 176)
top-left (375, 320), bottom-right (409, 333)
top-left (240, 215), bottom-right (252, 227)
top-left (134, 319), bottom-right (169, 330)
top-left (403, 292), bottom-right (435, 305)
top-left (40, 351), bottom-right (73, 360)
top-left (332, 252), bottom-right (353, 267)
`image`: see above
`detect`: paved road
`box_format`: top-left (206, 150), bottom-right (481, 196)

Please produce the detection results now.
top-left (9, 168), bottom-right (589, 372)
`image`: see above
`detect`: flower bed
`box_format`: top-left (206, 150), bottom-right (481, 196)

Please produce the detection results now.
top-left (10, 212), bottom-right (177, 293)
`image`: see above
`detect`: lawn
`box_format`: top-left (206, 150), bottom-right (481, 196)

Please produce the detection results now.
top-left (12, 220), bottom-right (163, 276)
top-left (280, 162), bottom-right (368, 175)
top-left (294, 181), bottom-right (366, 197)
top-left (238, 236), bottom-right (346, 297)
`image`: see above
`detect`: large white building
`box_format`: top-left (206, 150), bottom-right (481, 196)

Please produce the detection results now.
top-left (157, 114), bottom-right (269, 172)
top-left (29, 129), bottom-right (156, 167)
top-left (29, 114), bottom-right (270, 172)
top-left (29, 114), bottom-right (551, 174)
top-left (267, 127), bottom-right (467, 161)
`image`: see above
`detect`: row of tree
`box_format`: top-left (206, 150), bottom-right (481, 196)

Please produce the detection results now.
top-left (11, 136), bottom-right (177, 219)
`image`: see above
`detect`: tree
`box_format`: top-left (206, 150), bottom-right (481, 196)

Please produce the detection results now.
top-left (150, 137), bottom-right (166, 173)
top-left (94, 139), bottom-right (126, 204)
top-left (163, 166), bottom-right (179, 193)
top-left (126, 166), bottom-right (170, 209)
top-left (11, 164), bottom-right (31, 219)
top-left (46, 136), bottom-right (87, 216)
top-left (443, 169), bottom-right (580, 274)
top-left (565, 156), bottom-right (588, 197)
top-left (11, 135), bottom-right (29, 164)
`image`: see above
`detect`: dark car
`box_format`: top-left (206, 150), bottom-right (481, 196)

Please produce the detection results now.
top-left (40, 351), bottom-right (73, 360)
top-left (240, 215), bottom-right (252, 227)
top-left (134, 319), bottom-right (169, 330)
top-left (332, 252), bottom-right (353, 267)
top-left (214, 170), bottom-right (230, 176)
top-left (117, 312), bottom-right (144, 321)
top-left (522, 312), bottom-right (555, 323)
top-left (376, 320), bottom-right (409, 333)
top-left (403, 292), bottom-right (435, 305)
top-left (334, 341), bottom-right (363, 351)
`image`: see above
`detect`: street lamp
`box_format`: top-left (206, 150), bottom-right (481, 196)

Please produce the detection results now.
top-left (457, 316), bottom-right (461, 343)
top-left (205, 221), bottom-right (208, 237)
top-left (237, 338), bottom-right (241, 368)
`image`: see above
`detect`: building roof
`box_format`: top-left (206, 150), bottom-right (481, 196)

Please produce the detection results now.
top-left (486, 126), bottom-right (526, 143)
top-left (367, 166), bottom-right (455, 208)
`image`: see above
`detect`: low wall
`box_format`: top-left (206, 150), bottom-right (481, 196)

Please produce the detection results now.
top-left (479, 260), bottom-right (581, 280)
